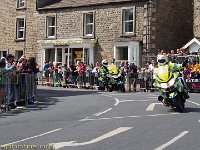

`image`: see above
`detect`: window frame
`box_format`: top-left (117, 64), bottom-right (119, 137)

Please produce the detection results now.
top-left (121, 7), bottom-right (136, 35)
top-left (45, 15), bottom-right (57, 39)
top-left (0, 49), bottom-right (8, 58)
top-left (15, 50), bottom-right (24, 60)
top-left (83, 12), bottom-right (95, 38)
top-left (16, 17), bottom-right (25, 40)
top-left (16, 0), bottom-right (26, 9)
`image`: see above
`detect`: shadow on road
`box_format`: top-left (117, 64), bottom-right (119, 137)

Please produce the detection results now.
top-left (184, 107), bottom-right (200, 113)
top-left (0, 87), bottom-right (101, 118)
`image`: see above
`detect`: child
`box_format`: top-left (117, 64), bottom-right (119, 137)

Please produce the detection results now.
top-left (0, 58), bottom-right (16, 112)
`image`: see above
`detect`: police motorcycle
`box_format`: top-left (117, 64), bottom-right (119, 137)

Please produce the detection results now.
top-left (154, 56), bottom-right (189, 113)
top-left (106, 63), bottom-right (125, 92)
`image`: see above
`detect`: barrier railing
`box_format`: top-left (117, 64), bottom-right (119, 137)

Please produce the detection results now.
top-left (1, 72), bottom-right (37, 112)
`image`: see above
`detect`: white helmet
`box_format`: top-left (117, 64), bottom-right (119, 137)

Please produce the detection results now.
top-left (157, 55), bottom-right (167, 66)
top-left (101, 59), bottom-right (108, 67)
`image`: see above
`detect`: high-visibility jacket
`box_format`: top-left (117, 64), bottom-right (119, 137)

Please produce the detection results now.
top-left (153, 61), bottom-right (183, 99)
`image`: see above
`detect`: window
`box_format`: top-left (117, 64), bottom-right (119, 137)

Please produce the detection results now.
top-left (15, 50), bottom-right (23, 60)
top-left (56, 48), bottom-right (62, 63)
top-left (84, 13), bottom-right (94, 37)
top-left (45, 49), bottom-right (55, 63)
top-left (16, 18), bottom-right (25, 40)
top-left (122, 8), bottom-right (135, 34)
top-left (17, 0), bottom-right (25, 8)
top-left (0, 50), bottom-right (8, 58)
top-left (46, 16), bottom-right (56, 38)
top-left (116, 47), bottom-right (128, 61)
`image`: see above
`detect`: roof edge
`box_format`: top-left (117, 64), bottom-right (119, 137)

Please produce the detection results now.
top-left (37, 0), bottom-right (149, 11)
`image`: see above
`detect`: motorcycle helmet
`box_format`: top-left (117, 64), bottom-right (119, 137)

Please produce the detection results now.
top-left (157, 55), bottom-right (167, 66)
top-left (101, 59), bottom-right (108, 67)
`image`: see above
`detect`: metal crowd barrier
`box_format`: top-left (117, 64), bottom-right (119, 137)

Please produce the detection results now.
top-left (38, 69), bottom-right (156, 92)
top-left (1, 72), bottom-right (37, 112)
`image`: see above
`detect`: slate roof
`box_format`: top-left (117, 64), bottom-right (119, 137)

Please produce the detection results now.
top-left (37, 0), bottom-right (148, 10)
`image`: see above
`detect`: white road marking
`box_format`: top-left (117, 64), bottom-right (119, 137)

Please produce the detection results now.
top-left (146, 103), bottom-right (162, 111)
top-left (186, 100), bottom-right (200, 106)
top-left (114, 98), bottom-right (120, 106)
top-left (94, 108), bottom-right (112, 116)
top-left (154, 131), bottom-right (189, 150)
top-left (51, 127), bottom-right (132, 149)
top-left (120, 99), bottom-right (156, 103)
top-left (1, 128), bottom-right (62, 148)
top-left (198, 119), bottom-right (200, 123)
top-left (105, 93), bottom-right (136, 96)
top-left (80, 113), bottom-right (180, 121)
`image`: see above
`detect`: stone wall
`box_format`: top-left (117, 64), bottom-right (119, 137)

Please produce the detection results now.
top-left (152, 0), bottom-right (193, 53)
top-left (37, 2), bottom-right (146, 63)
top-left (194, 0), bottom-right (200, 38)
top-left (0, 0), bottom-right (38, 60)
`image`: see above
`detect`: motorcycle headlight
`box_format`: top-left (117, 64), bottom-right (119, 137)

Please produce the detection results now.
top-left (168, 78), bottom-right (175, 87)
top-left (160, 83), bottom-right (168, 89)
top-left (113, 75), bottom-right (118, 78)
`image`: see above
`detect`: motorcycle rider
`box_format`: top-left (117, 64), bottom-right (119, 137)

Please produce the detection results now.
top-left (153, 54), bottom-right (189, 105)
top-left (98, 59), bottom-right (109, 90)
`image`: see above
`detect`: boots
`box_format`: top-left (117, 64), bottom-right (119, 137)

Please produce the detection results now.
top-left (183, 89), bottom-right (190, 99)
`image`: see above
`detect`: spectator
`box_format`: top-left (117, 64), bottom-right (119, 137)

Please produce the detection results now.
top-left (6, 54), bottom-right (17, 108)
top-left (87, 63), bottom-right (94, 86)
top-left (0, 58), bottom-right (16, 111)
top-left (92, 62), bottom-right (100, 86)
top-left (129, 63), bottom-right (138, 92)
top-left (137, 66), bottom-right (144, 90)
top-left (77, 61), bottom-right (86, 88)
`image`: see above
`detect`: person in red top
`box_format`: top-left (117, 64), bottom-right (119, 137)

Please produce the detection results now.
top-left (77, 61), bottom-right (86, 88)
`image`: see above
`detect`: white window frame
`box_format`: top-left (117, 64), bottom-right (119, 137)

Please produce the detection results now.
top-left (83, 12), bottom-right (94, 37)
top-left (15, 50), bottom-right (24, 60)
top-left (0, 49), bottom-right (8, 58)
top-left (46, 15), bottom-right (56, 39)
top-left (17, 0), bottom-right (26, 8)
top-left (122, 7), bottom-right (136, 35)
top-left (16, 17), bottom-right (25, 40)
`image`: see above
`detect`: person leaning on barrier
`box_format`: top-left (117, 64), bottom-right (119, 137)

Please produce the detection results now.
top-left (0, 58), bottom-right (16, 112)
top-left (153, 55), bottom-right (189, 105)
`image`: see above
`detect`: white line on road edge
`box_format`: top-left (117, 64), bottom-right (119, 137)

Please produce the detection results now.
top-left (1, 128), bottom-right (62, 148)
top-left (80, 113), bottom-right (180, 121)
top-left (114, 98), bottom-right (120, 106)
top-left (186, 100), bottom-right (200, 106)
top-left (51, 127), bottom-right (132, 149)
top-left (120, 99), bottom-right (156, 103)
top-left (146, 103), bottom-right (162, 111)
top-left (94, 108), bottom-right (112, 116)
top-left (154, 131), bottom-right (189, 150)
top-left (198, 119), bottom-right (200, 123)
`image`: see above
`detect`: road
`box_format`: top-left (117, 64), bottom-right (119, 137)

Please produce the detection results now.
top-left (0, 86), bottom-right (200, 150)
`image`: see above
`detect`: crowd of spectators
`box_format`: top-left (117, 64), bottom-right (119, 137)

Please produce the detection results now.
top-left (0, 54), bottom-right (39, 112)
top-left (42, 48), bottom-right (200, 92)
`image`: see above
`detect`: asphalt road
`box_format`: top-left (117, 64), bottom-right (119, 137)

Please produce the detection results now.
top-left (0, 86), bottom-right (200, 150)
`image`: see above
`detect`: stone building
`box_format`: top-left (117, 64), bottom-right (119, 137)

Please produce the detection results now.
top-left (0, 0), bottom-right (38, 60)
top-left (37, 0), bottom-right (193, 67)
top-left (194, 0), bottom-right (200, 38)
top-left (0, 0), bottom-right (194, 67)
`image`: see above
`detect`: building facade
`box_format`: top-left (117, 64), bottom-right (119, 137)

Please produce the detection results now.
top-left (0, 0), bottom-right (194, 67)
top-left (37, 0), bottom-right (193, 67)
top-left (0, 0), bottom-right (38, 60)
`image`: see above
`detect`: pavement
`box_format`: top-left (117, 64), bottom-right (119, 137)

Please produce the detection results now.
top-left (0, 86), bottom-right (199, 150)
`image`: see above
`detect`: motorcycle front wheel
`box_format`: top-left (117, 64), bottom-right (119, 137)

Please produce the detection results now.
top-left (173, 97), bottom-right (184, 113)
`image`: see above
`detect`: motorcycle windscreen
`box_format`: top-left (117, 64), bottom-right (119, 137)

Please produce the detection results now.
top-left (157, 65), bottom-right (172, 83)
